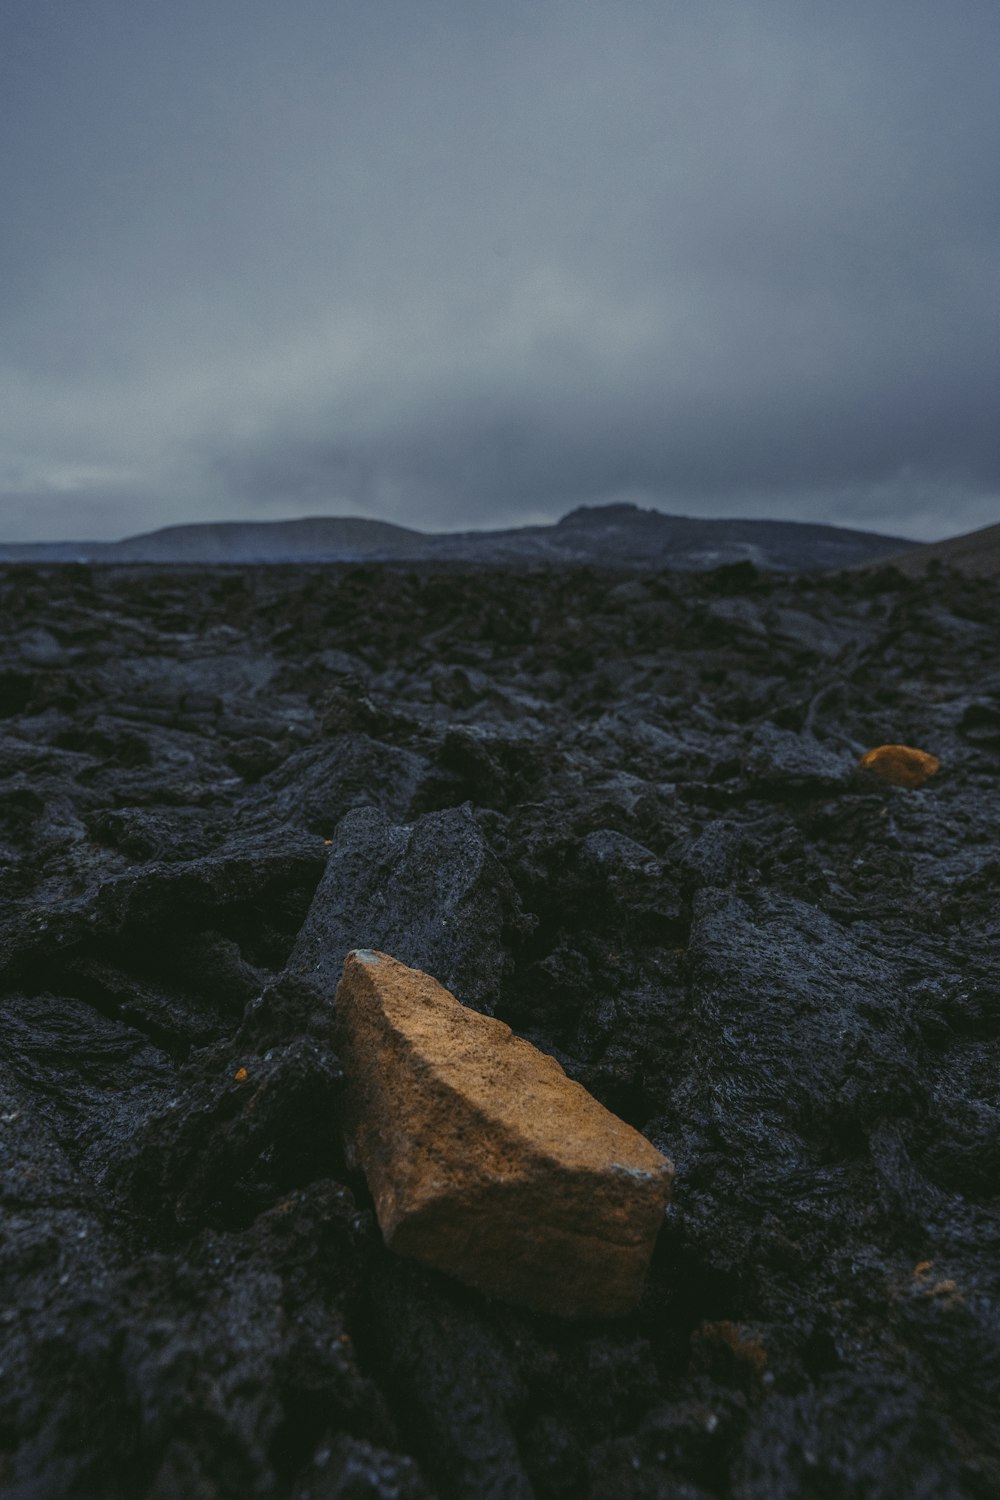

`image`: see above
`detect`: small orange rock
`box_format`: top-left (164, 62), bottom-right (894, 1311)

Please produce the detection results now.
top-left (234, 1067), bottom-right (248, 1083)
top-left (858, 744), bottom-right (940, 788)
top-left (926, 1279), bottom-right (960, 1298)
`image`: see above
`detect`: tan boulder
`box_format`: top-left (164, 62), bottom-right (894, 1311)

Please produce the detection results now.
top-left (858, 744), bottom-right (941, 788)
top-left (334, 950), bottom-right (673, 1317)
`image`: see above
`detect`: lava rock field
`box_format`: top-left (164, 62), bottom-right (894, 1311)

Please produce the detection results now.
top-left (1, 559), bottom-right (998, 1500)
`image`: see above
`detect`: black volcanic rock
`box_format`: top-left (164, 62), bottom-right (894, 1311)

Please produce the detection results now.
top-left (288, 803), bottom-right (527, 1011)
top-left (1, 558), bottom-right (999, 1498)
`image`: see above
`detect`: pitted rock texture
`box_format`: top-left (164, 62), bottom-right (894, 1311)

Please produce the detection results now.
top-left (334, 950), bottom-right (673, 1317)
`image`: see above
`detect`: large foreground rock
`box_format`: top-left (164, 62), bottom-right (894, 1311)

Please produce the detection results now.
top-left (334, 950), bottom-right (673, 1317)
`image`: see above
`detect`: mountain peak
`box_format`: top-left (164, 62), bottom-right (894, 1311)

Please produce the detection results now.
top-left (556, 502), bottom-right (654, 528)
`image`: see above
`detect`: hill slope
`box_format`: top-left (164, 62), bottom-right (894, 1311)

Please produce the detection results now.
top-left (870, 519), bottom-right (1000, 577)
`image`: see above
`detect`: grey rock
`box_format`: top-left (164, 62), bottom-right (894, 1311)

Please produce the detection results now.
top-left (288, 804), bottom-right (526, 1011)
top-left (261, 735), bottom-right (431, 831)
top-left (744, 723), bottom-right (851, 790)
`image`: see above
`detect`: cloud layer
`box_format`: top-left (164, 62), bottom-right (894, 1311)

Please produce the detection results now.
top-left (2, 0), bottom-right (998, 541)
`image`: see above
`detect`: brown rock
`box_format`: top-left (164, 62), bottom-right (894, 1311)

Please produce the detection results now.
top-left (334, 950), bottom-right (673, 1317)
top-left (858, 744), bottom-right (941, 788)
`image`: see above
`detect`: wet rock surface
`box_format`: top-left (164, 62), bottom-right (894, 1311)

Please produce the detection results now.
top-left (1, 558), bottom-right (998, 1499)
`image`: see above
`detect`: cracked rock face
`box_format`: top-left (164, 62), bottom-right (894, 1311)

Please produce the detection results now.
top-left (334, 950), bottom-right (673, 1317)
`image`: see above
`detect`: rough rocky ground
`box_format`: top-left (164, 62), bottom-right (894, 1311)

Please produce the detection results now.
top-left (1, 558), bottom-right (998, 1500)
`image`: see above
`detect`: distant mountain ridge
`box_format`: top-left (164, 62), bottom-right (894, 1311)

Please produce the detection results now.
top-left (0, 502), bottom-right (909, 572)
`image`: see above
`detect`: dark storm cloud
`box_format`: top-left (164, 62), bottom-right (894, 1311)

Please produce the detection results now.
top-left (2, 0), bottom-right (998, 541)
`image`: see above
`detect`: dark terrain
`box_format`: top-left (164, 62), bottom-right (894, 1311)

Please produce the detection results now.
top-left (1, 558), bottom-right (998, 1500)
top-left (0, 502), bottom-right (907, 572)
top-left (870, 520), bottom-right (1000, 579)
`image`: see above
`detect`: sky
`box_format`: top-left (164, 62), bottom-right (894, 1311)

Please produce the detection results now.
top-left (2, 1), bottom-right (999, 544)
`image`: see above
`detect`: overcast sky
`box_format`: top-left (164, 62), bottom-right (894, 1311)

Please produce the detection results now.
top-left (2, 1), bottom-right (999, 543)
